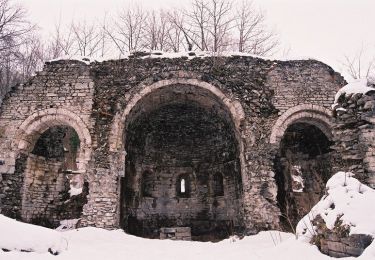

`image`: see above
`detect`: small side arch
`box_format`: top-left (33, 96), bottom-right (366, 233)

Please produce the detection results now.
top-left (12, 108), bottom-right (92, 172)
top-left (270, 104), bottom-right (333, 145)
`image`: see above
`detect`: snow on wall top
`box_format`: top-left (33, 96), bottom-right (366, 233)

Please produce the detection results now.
top-left (46, 50), bottom-right (325, 65)
top-left (333, 78), bottom-right (375, 107)
top-left (47, 51), bottom-right (268, 65)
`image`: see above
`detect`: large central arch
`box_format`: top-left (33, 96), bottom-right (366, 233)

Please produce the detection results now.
top-left (110, 78), bottom-right (246, 241)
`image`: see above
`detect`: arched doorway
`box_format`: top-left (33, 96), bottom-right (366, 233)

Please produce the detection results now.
top-left (20, 125), bottom-right (89, 227)
top-left (272, 107), bottom-right (334, 230)
top-left (5, 109), bottom-right (92, 227)
top-left (119, 81), bottom-right (245, 241)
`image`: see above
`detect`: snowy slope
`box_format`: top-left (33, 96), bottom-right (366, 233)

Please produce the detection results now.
top-left (0, 228), bottom-right (328, 260)
top-left (1, 172), bottom-right (374, 259)
top-left (0, 215), bottom-right (67, 255)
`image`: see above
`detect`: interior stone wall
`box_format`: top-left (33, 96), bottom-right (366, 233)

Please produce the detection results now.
top-left (21, 154), bottom-right (67, 226)
top-left (19, 126), bottom-right (86, 227)
top-left (122, 98), bottom-right (243, 240)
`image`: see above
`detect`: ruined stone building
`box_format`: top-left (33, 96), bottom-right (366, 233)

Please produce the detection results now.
top-left (0, 53), bottom-right (374, 241)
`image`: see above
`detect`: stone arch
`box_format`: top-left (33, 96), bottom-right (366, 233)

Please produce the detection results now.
top-left (271, 104), bottom-right (335, 230)
top-left (270, 104), bottom-right (333, 145)
top-left (113, 78), bottom-right (247, 240)
top-left (12, 108), bottom-right (92, 172)
top-left (109, 78), bottom-right (245, 153)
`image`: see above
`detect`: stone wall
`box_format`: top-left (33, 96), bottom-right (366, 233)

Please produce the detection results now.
top-left (333, 90), bottom-right (375, 187)
top-left (267, 60), bottom-right (343, 115)
top-left (0, 54), bottom-right (346, 239)
top-left (311, 215), bottom-right (373, 258)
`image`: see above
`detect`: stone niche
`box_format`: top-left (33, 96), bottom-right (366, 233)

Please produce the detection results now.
top-left (120, 84), bottom-right (244, 241)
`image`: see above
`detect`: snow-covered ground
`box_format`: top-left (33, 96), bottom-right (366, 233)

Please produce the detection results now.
top-left (0, 227), bottom-right (329, 260)
top-left (1, 172), bottom-right (374, 260)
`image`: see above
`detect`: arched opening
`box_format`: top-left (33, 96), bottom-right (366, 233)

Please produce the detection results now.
top-left (142, 170), bottom-right (154, 198)
top-left (212, 172), bottom-right (224, 197)
top-left (176, 174), bottom-right (191, 198)
top-left (15, 125), bottom-right (89, 228)
top-left (274, 122), bottom-right (333, 230)
top-left (120, 83), bottom-right (244, 241)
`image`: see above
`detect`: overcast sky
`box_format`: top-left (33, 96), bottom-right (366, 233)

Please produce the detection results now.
top-left (18, 0), bottom-right (375, 80)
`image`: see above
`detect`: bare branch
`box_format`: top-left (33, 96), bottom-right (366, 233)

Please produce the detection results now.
top-left (340, 45), bottom-right (375, 80)
top-left (233, 0), bottom-right (279, 56)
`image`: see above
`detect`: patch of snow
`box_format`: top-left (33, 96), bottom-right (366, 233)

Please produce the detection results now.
top-left (56, 219), bottom-right (80, 232)
top-left (292, 175), bottom-right (304, 193)
top-left (297, 172), bottom-right (375, 247)
top-left (333, 78), bottom-right (375, 108)
top-left (48, 56), bottom-right (93, 65)
top-left (47, 50), bottom-right (273, 65)
top-left (68, 186), bottom-right (82, 197)
top-left (291, 165), bottom-right (304, 192)
top-left (47, 50), bottom-right (339, 68)
top-left (0, 214), bottom-right (67, 255)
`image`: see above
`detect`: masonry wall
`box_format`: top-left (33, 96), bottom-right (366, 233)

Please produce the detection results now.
top-left (333, 91), bottom-right (375, 187)
top-left (267, 60), bottom-right (343, 114)
top-left (0, 60), bottom-right (94, 172)
top-left (0, 60), bottom-right (94, 223)
top-left (0, 54), bottom-right (346, 236)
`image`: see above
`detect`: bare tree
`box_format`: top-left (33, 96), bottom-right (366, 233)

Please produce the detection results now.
top-left (0, 0), bottom-right (34, 51)
top-left (206, 0), bottom-right (234, 52)
top-left (341, 45), bottom-right (375, 80)
top-left (106, 5), bottom-right (148, 55)
top-left (144, 11), bottom-right (162, 51)
top-left (184, 0), bottom-right (210, 51)
top-left (167, 10), bottom-right (193, 51)
top-left (143, 10), bottom-right (176, 52)
top-left (165, 19), bottom-right (184, 52)
top-left (17, 34), bottom-right (45, 78)
top-left (45, 19), bottom-right (76, 59)
top-left (234, 0), bottom-right (278, 55)
top-left (71, 20), bottom-right (104, 57)
top-left (168, 0), bottom-right (278, 54)
top-left (169, 0), bottom-right (233, 52)
top-left (0, 0), bottom-right (35, 99)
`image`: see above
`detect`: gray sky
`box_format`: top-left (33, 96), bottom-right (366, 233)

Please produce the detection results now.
top-left (18, 0), bottom-right (375, 80)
